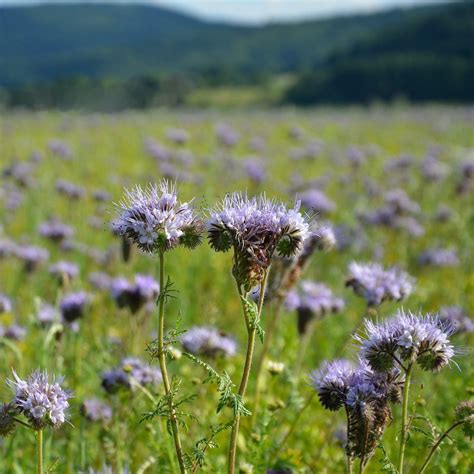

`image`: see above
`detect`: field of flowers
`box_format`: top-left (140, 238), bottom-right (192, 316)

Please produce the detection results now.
top-left (0, 106), bottom-right (473, 473)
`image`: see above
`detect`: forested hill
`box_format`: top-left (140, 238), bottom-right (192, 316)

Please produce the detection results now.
top-left (0, 2), bottom-right (461, 87)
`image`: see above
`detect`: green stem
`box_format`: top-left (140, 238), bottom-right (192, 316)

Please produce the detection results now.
top-left (348, 457), bottom-right (354, 474)
top-left (157, 251), bottom-right (187, 474)
top-left (227, 270), bottom-right (269, 474)
top-left (37, 429), bottom-right (43, 474)
top-left (417, 420), bottom-right (465, 473)
top-left (398, 363), bottom-right (413, 474)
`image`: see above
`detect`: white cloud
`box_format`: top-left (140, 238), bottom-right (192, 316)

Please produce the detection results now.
top-left (0, 0), bottom-right (439, 24)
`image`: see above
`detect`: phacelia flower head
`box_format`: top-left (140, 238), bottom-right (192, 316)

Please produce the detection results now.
top-left (286, 281), bottom-right (344, 334)
top-left (15, 245), bottom-right (49, 272)
top-left (439, 306), bottom-right (474, 334)
top-left (208, 192), bottom-right (311, 289)
top-left (38, 218), bottom-right (74, 242)
top-left (311, 359), bottom-right (403, 462)
top-left (181, 326), bottom-right (237, 358)
top-left (48, 260), bottom-right (79, 283)
top-left (0, 403), bottom-right (16, 437)
top-left (356, 309), bottom-right (456, 373)
top-left (101, 357), bottom-right (162, 394)
top-left (111, 274), bottom-right (160, 313)
top-left (114, 181), bottom-right (203, 253)
top-left (60, 291), bottom-right (90, 323)
top-left (0, 294), bottom-right (12, 314)
top-left (346, 262), bottom-right (414, 307)
top-left (310, 359), bottom-right (354, 411)
top-left (80, 398), bottom-right (112, 423)
top-left (8, 370), bottom-right (71, 430)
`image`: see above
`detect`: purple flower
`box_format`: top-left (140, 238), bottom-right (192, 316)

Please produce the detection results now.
top-left (181, 326), bottom-right (237, 357)
top-left (166, 127), bottom-right (190, 145)
top-left (114, 181), bottom-right (203, 253)
top-left (14, 245), bottom-right (49, 271)
top-left (418, 248), bottom-right (459, 267)
top-left (60, 292), bottom-right (89, 322)
top-left (111, 274), bottom-right (160, 313)
top-left (208, 193), bottom-right (311, 289)
top-left (346, 262), bottom-right (414, 307)
top-left (243, 158), bottom-right (267, 184)
top-left (8, 370), bottom-right (71, 429)
top-left (3, 324), bottom-right (26, 341)
top-left (439, 306), bottom-right (474, 334)
top-left (38, 219), bottom-right (74, 242)
top-left (102, 358), bottom-right (162, 394)
top-left (81, 398), bottom-right (112, 422)
top-left (48, 261), bottom-right (79, 282)
top-left (299, 189), bottom-right (336, 215)
top-left (88, 272), bottom-right (113, 291)
top-left (36, 303), bottom-right (59, 326)
top-left (286, 281), bottom-right (344, 334)
top-left (92, 189), bottom-right (111, 202)
top-left (0, 294), bottom-right (12, 314)
top-left (48, 139), bottom-right (72, 159)
top-left (55, 179), bottom-right (85, 200)
top-left (310, 359), bottom-right (354, 411)
top-left (215, 123), bottom-right (239, 147)
top-left (356, 310), bottom-right (456, 373)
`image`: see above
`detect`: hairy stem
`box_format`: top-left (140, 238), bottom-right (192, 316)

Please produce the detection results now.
top-left (348, 456), bottom-right (354, 474)
top-left (417, 419), bottom-right (465, 473)
top-left (37, 429), bottom-right (43, 474)
top-left (398, 363), bottom-right (413, 474)
top-left (227, 270), bottom-right (269, 474)
top-left (157, 251), bottom-right (187, 474)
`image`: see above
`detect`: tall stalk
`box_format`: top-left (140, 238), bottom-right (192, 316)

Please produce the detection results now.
top-left (227, 270), bottom-right (269, 474)
top-left (157, 250), bottom-right (187, 474)
top-left (398, 363), bottom-right (413, 474)
top-left (417, 419), bottom-right (465, 473)
top-left (37, 429), bottom-right (43, 474)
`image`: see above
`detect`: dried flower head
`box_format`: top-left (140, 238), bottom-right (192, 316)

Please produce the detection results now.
top-left (356, 310), bottom-right (456, 373)
top-left (114, 181), bottom-right (203, 253)
top-left (346, 262), bottom-right (414, 307)
top-left (8, 370), bottom-right (71, 430)
top-left (208, 193), bottom-right (311, 289)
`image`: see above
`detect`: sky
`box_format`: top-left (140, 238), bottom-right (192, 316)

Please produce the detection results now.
top-left (0, 0), bottom-right (442, 24)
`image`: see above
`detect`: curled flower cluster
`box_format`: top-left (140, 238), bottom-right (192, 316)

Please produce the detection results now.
top-left (111, 274), bottom-right (160, 313)
top-left (286, 281), bottom-right (344, 334)
top-left (311, 360), bottom-right (402, 462)
top-left (439, 306), bottom-right (474, 334)
top-left (208, 193), bottom-right (311, 289)
top-left (101, 357), bottom-right (162, 394)
top-left (181, 326), bottom-right (237, 358)
top-left (114, 182), bottom-right (203, 253)
top-left (356, 310), bottom-right (456, 373)
top-left (346, 262), bottom-right (414, 307)
top-left (8, 370), bottom-right (71, 430)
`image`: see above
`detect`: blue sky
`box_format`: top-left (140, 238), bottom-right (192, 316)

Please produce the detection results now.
top-left (0, 0), bottom-right (441, 24)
